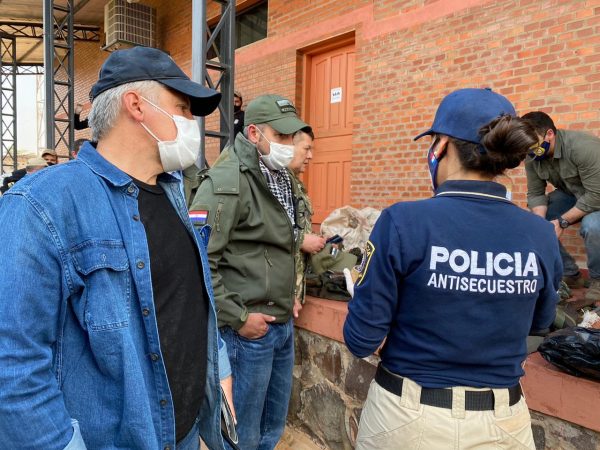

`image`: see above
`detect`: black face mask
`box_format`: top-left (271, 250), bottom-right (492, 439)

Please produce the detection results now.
top-left (529, 141), bottom-right (551, 161)
top-left (46, 162), bottom-right (56, 166)
top-left (234, 104), bottom-right (241, 113)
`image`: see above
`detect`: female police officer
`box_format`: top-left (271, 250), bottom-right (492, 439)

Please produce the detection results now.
top-left (343, 88), bottom-right (562, 449)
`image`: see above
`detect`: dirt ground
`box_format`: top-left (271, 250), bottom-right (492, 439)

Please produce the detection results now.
top-left (275, 427), bottom-right (326, 450)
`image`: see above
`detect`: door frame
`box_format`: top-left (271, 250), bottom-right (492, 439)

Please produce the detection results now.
top-left (298, 31), bottom-right (356, 131)
top-left (297, 32), bottom-right (356, 228)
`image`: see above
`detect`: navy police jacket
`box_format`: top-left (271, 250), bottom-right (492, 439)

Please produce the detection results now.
top-left (344, 180), bottom-right (562, 388)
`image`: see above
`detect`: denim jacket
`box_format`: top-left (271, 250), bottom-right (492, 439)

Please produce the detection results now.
top-left (0, 143), bottom-right (230, 450)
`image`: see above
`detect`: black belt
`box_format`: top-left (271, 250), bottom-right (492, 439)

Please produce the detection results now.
top-left (375, 364), bottom-right (522, 411)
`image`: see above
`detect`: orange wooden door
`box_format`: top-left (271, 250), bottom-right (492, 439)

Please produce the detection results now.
top-left (305, 43), bottom-right (355, 224)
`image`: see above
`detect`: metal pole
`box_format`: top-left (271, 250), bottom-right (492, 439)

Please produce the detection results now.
top-left (43, 0), bottom-right (55, 150)
top-left (67, 0), bottom-right (75, 157)
top-left (192, 0), bottom-right (235, 160)
top-left (220, 0), bottom-right (235, 152)
top-left (192, 0), bottom-right (207, 169)
top-left (43, 0), bottom-right (74, 157)
top-left (0, 34), bottom-right (17, 174)
top-left (10, 36), bottom-right (17, 172)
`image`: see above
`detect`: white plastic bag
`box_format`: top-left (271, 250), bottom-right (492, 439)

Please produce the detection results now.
top-left (320, 206), bottom-right (381, 250)
top-left (580, 310), bottom-right (600, 329)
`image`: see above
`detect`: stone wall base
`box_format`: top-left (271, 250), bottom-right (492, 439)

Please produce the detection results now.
top-left (290, 328), bottom-right (600, 450)
top-left (531, 411), bottom-right (600, 450)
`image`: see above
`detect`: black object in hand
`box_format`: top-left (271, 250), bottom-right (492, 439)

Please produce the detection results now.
top-left (326, 234), bottom-right (343, 244)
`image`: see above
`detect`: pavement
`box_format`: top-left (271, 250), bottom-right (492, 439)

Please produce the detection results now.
top-left (275, 427), bottom-right (325, 450)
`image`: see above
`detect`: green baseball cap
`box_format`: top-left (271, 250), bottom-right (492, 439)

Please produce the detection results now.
top-left (244, 94), bottom-right (310, 134)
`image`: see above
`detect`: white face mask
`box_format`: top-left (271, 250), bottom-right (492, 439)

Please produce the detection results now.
top-left (256, 127), bottom-right (294, 171)
top-left (139, 96), bottom-right (201, 172)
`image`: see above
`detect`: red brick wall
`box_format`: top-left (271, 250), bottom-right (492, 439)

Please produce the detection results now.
top-left (73, 0), bottom-right (600, 268)
top-left (268, 0), bottom-right (370, 37)
top-left (349, 0), bottom-right (599, 266)
top-left (374, 0), bottom-right (439, 20)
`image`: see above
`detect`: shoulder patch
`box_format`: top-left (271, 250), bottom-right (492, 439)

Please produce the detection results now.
top-left (356, 240), bottom-right (375, 286)
top-left (189, 210), bottom-right (209, 228)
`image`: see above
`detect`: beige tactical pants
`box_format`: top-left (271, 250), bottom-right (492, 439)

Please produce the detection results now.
top-left (355, 377), bottom-right (535, 450)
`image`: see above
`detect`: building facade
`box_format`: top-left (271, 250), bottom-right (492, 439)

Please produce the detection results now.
top-left (74, 0), bottom-right (600, 268)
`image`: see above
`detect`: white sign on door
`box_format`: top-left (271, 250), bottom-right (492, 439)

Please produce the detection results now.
top-left (330, 87), bottom-right (342, 104)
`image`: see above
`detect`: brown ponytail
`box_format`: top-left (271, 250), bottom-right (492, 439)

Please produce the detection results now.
top-left (452, 115), bottom-right (538, 176)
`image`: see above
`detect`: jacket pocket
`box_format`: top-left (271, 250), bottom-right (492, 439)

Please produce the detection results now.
top-left (71, 240), bottom-right (131, 331)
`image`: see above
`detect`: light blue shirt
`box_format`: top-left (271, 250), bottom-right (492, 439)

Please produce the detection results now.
top-left (0, 143), bottom-right (230, 450)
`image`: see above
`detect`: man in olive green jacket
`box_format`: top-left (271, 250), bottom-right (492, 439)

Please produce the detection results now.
top-left (288, 129), bottom-right (325, 312)
top-left (523, 111), bottom-right (600, 303)
top-left (190, 94), bottom-right (310, 450)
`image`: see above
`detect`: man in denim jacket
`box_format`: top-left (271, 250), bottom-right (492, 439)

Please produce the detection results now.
top-left (0, 47), bottom-right (233, 450)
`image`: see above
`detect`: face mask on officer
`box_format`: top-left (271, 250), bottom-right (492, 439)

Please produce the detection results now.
top-left (139, 96), bottom-right (201, 172)
top-left (529, 140), bottom-right (551, 161)
top-left (255, 127), bottom-right (295, 171)
top-left (427, 137), bottom-right (446, 190)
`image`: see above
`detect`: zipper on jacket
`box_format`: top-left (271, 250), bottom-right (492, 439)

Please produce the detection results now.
top-left (254, 169), bottom-right (296, 307)
top-left (264, 249), bottom-right (273, 299)
top-left (214, 201), bottom-right (224, 232)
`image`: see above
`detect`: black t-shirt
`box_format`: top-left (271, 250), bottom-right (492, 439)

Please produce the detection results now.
top-left (134, 178), bottom-right (208, 442)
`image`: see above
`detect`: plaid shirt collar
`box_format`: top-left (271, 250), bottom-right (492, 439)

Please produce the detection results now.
top-left (258, 158), bottom-right (295, 226)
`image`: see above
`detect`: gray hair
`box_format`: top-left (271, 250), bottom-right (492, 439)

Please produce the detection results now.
top-left (88, 80), bottom-right (161, 141)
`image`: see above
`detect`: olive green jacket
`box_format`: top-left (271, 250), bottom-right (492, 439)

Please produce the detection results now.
top-left (526, 129), bottom-right (600, 213)
top-left (191, 133), bottom-right (296, 329)
top-left (288, 171), bottom-right (313, 304)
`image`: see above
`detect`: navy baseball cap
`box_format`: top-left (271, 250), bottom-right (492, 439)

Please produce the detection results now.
top-left (90, 46), bottom-right (221, 117)
top-left (414, 88), bottom-right (516, 144)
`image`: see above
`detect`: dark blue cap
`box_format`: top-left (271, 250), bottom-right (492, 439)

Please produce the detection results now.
top-left (414, 88), bottom-right (516, 144)
top-left (90, 46), bottom-right (221, 117)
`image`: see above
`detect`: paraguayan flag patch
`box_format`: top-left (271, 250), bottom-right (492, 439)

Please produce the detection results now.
top-left (189, 210), bottom-right (209, 227)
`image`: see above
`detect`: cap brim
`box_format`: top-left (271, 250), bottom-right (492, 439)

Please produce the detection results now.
top-left (413, 129), bottom-right (434, 141)
top-left (266, 116), bottom-right (310, 135)
top-left (160, 78), bottom-right (222, 117)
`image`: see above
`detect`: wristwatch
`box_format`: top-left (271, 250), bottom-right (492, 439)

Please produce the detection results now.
top-left (558, 216), bottom-right (570, 229)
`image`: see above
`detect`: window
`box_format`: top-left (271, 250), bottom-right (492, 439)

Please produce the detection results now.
top-left (208, 1), bottom-right (267, 60)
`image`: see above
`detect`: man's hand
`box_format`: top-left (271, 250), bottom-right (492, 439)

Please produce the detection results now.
top-left (238, 312), bottom-right (276, 339)
top-left (301, 234), bottom-right (326, 254)
top-left (293, 298), bottom-right (303, 318)
top-left (220, 375), bottom-right (236, 424)
top-left (74, 102), bottom-right (83, 115)
top-left (550, 219), bottom-right (564, 239)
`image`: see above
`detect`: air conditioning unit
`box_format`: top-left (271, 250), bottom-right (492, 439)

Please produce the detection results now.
top-left (103, 0), bottom-right (156, 52)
